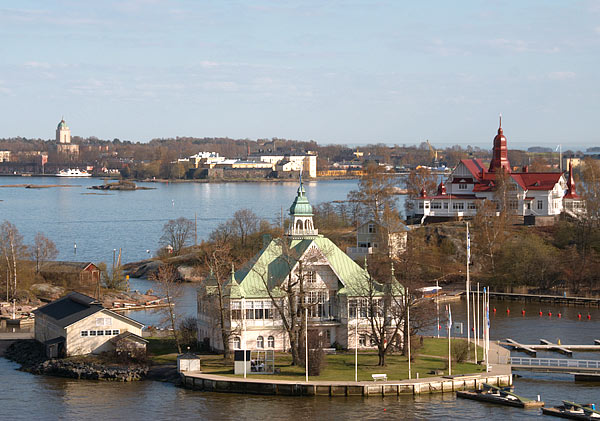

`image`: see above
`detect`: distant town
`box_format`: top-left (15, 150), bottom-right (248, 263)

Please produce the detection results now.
top-left (1, 117), bottom-right (599, 181)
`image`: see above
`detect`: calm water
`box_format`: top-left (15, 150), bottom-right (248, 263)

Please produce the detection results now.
top-left (2, 177), bottom-right (600, 419)
top-left (0, 176), bottom-right (363, 263)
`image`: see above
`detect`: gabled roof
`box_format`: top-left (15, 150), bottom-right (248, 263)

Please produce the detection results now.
top-left (33, 291), bottom-right (144, 329)
top-left (40, 261), bottom-right (98, 274)
top-left (229, 236), bottom-right (374, 298)
top-left (33, 291), bottom-right (103, 328)
top-left (459, 159), bottom-right (488, 181)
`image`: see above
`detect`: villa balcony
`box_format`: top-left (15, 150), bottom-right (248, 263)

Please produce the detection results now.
top-left (346, 246), bottom-right (373, 260)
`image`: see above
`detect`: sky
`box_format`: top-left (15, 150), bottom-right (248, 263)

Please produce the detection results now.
top-left (1, 0), bottom-right (599, 149)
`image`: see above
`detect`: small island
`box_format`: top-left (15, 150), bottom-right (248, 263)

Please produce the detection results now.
top-left (89, 180), bottom-right (155, 191)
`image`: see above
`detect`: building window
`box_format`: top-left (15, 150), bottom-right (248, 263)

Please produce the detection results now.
top-left (96, 317), bottom-right (112, 327)
top-left (467, 202), bottom-right (477, 210)
top-left (359, 334), bottom-right (367, 347)
top-left (452, 202), bottom-right (464, 210)
top-left (89, 330), bottom-right (97, 336)
top-left (105, 330), bottom-right (112, 336)
top-left (443, 202), bottom-right (449, 209)
top-left (526, 203), bottom-right (531, 210)
top-left (509, 200), bottom-right (518, 210)
top-left (267, 336), bottom-right (275, 348)
top-left (81, 331), bottom-right (88, 337)
top-left (368, 224), bottom-right (376, 233)
top-left (97, 330), bottom-right (104, 336)
top-left (245, 301), bottom-right (254, 320)
top-left (537, 200), bottom-right (543, 210)
top-left (233, 337), bottom-right (241, 349)
top-left (458, 184), bottom-right (468, 190)
top-left (112, 330), bottom-right (120, 335)
top-left (264, 301), bottom-right (272, 319)
top-left (254, 301), bottom-right (264, 319)
top-left (418, 202), bottom-right (424, 209)
top-left (431, 202), bottom-right (442, 209)
top-left (306, 271), bottom-right (316, 283)
top-left (231, 301), bottom-right (242, 320)
top-left (257, 336), bottom-right (264, 348)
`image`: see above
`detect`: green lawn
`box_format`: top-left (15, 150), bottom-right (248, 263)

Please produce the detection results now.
top-left (147, 337), bottom-right (485, 381)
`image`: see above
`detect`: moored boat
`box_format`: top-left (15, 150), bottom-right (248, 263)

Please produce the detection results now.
top-left (457, 383), bottom-right (544, 408)
top-left (542, 401), bottom-right (600, 420)
top-left (56, 169), bottom-right (92, 177)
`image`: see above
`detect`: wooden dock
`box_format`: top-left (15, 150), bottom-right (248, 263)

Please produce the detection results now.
top-left (467, 291), bottom-right (600, 307)
top-left (501, 339), bottom-right (600, 356)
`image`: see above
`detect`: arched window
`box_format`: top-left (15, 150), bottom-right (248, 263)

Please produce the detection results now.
top-left (296, 220), bottom-right (302, 230)
top-left (233, 337), bottom-right (241, 349)
top-left (257, 336), bottom-right (264, 348)
top-left (267, 336), bottom-right (275, 348)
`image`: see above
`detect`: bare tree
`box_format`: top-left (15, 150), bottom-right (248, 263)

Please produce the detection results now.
top-left (231, 209), bottom-right (259, 246)
top-left (31, 232), bottom-right (58, 274)
top-left (348, 162), bottom-right (398, 223)
top-left (151, 264), bottom-right (183, 353)
top-left (160, 217), bottom-right (194, 255)
top-left (0, 221), bottom-right (27, 301)
top-left (198, 240), bottom-right (239, 358)
top-left (404, 167), bottom-right (438, 217)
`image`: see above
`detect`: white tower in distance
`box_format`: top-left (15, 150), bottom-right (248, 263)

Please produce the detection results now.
top-left (56, 118), bottom-right (71, 144)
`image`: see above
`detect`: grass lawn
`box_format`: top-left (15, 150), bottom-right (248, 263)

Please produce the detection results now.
top-left (147, 337), bottom-right (485, 381)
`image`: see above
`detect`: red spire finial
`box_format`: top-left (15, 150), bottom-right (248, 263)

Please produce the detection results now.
top-left (499, 113), bottom-right (502, 129)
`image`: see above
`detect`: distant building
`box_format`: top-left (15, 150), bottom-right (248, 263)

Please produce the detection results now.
top-left (55, 118), bottom-right (79, 157)
top-left (346, 220), bottom-right (409, 261)
top-left (39, 262), bottom-right (101, 287)
top-left (408, 119), bottom-right (585, 225)
top-left (251, 154), bottom-right (318, 178)
top-left (33, 291), bottom-right (145, 358)
top-left (0, 151), bottom-right (11, 162)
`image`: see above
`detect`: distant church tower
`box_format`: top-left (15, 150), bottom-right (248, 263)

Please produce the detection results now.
top-left (488, 114), bottom-right (511, 173)
top-left (56, 118), bottom-right (71, 144)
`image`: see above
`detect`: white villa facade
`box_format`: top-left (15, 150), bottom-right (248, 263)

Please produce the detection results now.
top-left (197, 181), bottom-right (404, 353)
top-left (408, 121), bottom-right (583, 224)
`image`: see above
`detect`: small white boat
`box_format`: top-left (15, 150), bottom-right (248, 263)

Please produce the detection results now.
top-left (56, 169), bottom-right (92, 177)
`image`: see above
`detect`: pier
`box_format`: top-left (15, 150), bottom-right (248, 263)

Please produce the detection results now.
top-left (467, 291), bottom-right (600, 307)
top-left (500, 338), bottom-right (600, 357)
top-left (509, 356), bottom-right (600, 374)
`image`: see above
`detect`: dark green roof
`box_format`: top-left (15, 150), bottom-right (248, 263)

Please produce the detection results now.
top-left (289, 183), bottom-right (313, 216)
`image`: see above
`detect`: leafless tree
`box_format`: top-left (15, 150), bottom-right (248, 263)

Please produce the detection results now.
top-left (198, 240), bottom-right (240, 358)
top-left (348, 162), bottom-right (399, 223)
top-left (160, 217), bottom-right (194, 255)
top-left (151, 264), bottom-right (183, 353)
top-left (0, 221), bottom-right (27, 301)
top-left (231, 209), bottom-right (259, 246)
top-left (31, 232), bottom-right (58, 274)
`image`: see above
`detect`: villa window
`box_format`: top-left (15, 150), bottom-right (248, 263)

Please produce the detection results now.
top-left (112, 330), bottom-right (120, 335)
top-left (443, 203), bottom-right (449, 209)
top-left (452, 202), bottom-right (464, 210)
top-left (267, 336), bottom-right (275, 348)
top-left (263, 301), bottom-right (272, 319)
top-left (233, 337), bottom-right (241, 349)
top-left (458, 184), bottom-right (468, 190)
top-left (418, 202), bottom-right (424, 209)
top-left (306, 271), bottom-right (316, 283)
top-left (231, 301), bottom-right (242, 320)
top-left (105, 330), bottom-right (112, 336)
top-left (245, 301), bottom-right (254, 320)
top-left (254, 301), bottom-right (264, 319)
top-left (537, 200), bottom-right (543, 210)
top-left (359, 335), bottom-right (367, 347)
top-left (97, 330), bottom-right (104, 336)
top-left (81, 331), bottom-right (88, 337)
top-left (257, 336), bottom-right (264, 349)
top-left (431, 202), bottom-right (441, 209)
top-left (467, 202), bottom-right (477, 210)
top-left (89, 330), bottom-right (97, 336)
top-left (368, 224), bottom-right (376, 233)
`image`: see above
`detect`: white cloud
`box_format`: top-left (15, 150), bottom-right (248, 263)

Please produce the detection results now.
top-left (548, 71), bottom-right (576, 80)
top-left (24, 61), bottom-right (50, 69)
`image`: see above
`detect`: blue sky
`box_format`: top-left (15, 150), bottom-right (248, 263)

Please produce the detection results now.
top-left (1, 0), bottom-right (599, 149)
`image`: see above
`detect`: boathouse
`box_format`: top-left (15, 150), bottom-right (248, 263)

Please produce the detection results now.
top-left (33, 291), bottom-right (144, 358)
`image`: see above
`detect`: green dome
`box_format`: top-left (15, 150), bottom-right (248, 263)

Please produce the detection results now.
top-left (289, 183), bottom-right (313, 216)
top-left (57, 119), bottom-right (67, 130)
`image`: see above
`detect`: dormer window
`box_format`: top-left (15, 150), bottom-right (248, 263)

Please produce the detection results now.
top-left (458, 184), bottom-right (468, 190)
top-left (368, 224), bottom-right (376, 233)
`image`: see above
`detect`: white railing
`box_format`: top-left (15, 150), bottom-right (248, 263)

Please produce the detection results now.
top-left (510, 357), bottom-right (600, 369)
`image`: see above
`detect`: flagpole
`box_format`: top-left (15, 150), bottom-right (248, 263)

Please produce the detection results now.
top-left (466, 222), bottom-right (471, 357)
top-left (436, 280), bottom-right (440, 339)
top-left (407, 288), bottom-right (411, 380)
top-left (476, 282), bottom-right (480, 349)
top-left (472, 291), bottom-right (477, 363)
top-left (305, 307), bottom-right (309, 382)
top-left (448, 304), bottom-right (452, 376)
top-left (355, 311), bottom-right (358, 382)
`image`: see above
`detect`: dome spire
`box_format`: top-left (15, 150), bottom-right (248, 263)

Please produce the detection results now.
top-left (286, 174), bottom-right (318, 238)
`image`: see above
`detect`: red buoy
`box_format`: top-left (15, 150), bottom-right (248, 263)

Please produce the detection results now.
top-left (548, 312), bottom-right (552, 317)
top-left (558, 313), bottom-right (562, 318)
top-left (578, 313), bottom-right (582, 320)
top-left (522, 310), bottom-right (525, 316)
top-left (493, 308), bottom-right (497, 313)
top-left (588, 314), bottom-right (591, 320)
top-left (539, 310), bottom-right (543, 316)
top-left (506, 308), bottom-right (510, 315)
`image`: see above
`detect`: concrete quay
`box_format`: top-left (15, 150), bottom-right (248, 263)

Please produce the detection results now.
top-left (180, 364), bottom-right (512, 397)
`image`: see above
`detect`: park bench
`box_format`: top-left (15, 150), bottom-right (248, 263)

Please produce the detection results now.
top-left (372, 374), bottom-right (387, 382)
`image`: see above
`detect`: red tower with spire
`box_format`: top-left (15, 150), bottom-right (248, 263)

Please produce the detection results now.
top-left (488, 115), bottom-right (511, 173)
top-left (564, 160), bottom-right (580, 199)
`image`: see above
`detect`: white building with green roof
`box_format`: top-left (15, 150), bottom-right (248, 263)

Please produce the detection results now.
top-left (197, 180), bottom-right (405, 353)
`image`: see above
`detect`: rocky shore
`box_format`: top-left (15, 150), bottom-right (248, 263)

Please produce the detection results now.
top-left (5, 340), bottom-right (148, 382)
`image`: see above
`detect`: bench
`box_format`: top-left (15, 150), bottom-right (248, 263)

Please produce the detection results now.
top-left (372, 374), bottom-right (387, 382)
